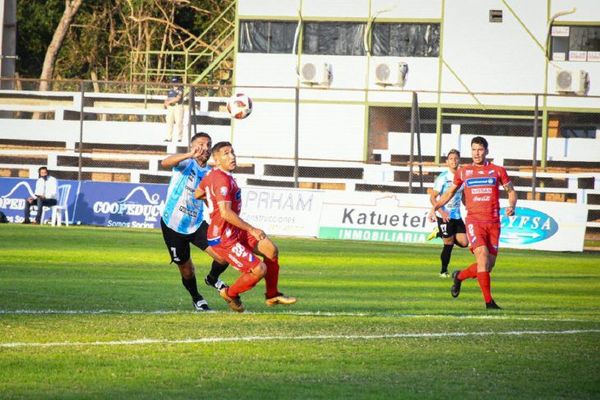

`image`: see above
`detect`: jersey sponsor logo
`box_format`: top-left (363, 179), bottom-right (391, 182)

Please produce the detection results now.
top-left (500, 207), bottom-right (558, 245)
top-left (472, 195), bottom-right (491, 202)
top-left (471, 188), bottom-right (492, 194)
top-left (466, 177), bottom-right (497, 187)
top-left (220, 186), bottom-right (228, 196)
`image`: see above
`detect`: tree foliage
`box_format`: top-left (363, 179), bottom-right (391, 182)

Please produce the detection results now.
top-left (16, 0), bottom-right (234, 83)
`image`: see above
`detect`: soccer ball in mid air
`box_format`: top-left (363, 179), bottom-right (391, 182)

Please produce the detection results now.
top-left (226, 93), bottom-right (253, 119)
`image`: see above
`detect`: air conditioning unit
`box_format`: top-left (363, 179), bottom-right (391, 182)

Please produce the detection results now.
top-left (300, 62), bottom-right (332, 86)
top-left (555, 69), bottom-right (589, 95)
top-left (375, 62), bottom-right (408, 87)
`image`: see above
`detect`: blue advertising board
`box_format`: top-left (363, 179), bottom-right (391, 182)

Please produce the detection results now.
top-left (0, 178), bottom-right (168, 228)
top-left (75, 181), bottom-right (168, 228)
top-left (0, 177), bottom-right (80, 224)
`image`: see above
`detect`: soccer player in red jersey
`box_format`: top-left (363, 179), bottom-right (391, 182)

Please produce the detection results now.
top-left (428, 136), bottom-right (517, 309)
top-left (195, 141), bottom-right (297, 312)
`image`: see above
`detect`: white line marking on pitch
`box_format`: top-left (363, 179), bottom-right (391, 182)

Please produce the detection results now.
top-left (0, 309), bottom-right (593, 323)
top-left (1, 329), bottom-right (599, 349)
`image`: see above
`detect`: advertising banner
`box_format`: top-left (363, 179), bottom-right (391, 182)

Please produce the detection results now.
top-left (75, 181), bottom-right (167, 228)
top-left (317, 192), bottom-right (588, 252)
top-left (318, 192), bottom-right (438, 244)
top-left (240, 186), bottom-right (324, 237)
top-left (498, 200), bottom-right (587, 252)
top-left (1, 176), bottom-right (589, 251)
top-left (0, 177), bottom-right (80, 224)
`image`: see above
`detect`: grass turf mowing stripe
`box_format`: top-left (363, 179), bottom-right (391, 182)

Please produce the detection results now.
top-left (2, 329), bottom-right (599, 348)
top-left (0, 309), bottom-right (596, 322)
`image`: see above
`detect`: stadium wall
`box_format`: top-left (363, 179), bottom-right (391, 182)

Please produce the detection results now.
top-left (234, 0), bottom-right (600, 165)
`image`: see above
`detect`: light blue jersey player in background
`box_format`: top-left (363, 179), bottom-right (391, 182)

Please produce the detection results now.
top-left (428, 149), bottom-right (469, 277)
top-left (160, 132), bottom-right (229, 311)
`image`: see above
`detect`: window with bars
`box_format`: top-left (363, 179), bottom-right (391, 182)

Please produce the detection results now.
top-left (239, 20), bottom-right (298, 54)
top-left (302, 22), bottom-right (366, 56)
top-left (371, 23), bottom-right (440, 57)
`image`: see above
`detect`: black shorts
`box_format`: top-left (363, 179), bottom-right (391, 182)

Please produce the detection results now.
top-left (161, 218), bottom-right (209, 265)
top-left (436, 217), bottom-right (466, 238)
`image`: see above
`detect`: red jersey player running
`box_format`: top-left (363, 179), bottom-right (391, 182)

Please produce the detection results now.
top-left (195, 141), bottom-right (297, 312)
top-left (428, 136), bottom-right (517, 309)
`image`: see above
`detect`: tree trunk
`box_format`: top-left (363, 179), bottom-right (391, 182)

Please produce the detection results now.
top-left (38, 0), bottom-right (83, 92)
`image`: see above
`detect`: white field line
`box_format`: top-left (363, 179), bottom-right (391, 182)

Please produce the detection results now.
top-left (0, 309), bottom-right (595, 323)
top-left (1, 329), bottom-right (599, 349)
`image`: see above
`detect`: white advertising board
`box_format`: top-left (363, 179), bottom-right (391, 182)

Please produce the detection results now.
top-left (318, 192), bottom-right (440, 244)
top-left (317, 192), bottom-right (588, 252)
top-left (240, 186), bottom-right (324, 237)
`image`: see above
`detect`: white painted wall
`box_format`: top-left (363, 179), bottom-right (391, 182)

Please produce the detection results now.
top-left (236, 0), bottom-right (600, 163)
top-left (441, 0), bottom-right (547, 97)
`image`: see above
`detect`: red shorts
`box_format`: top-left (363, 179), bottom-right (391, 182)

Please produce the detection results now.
top-left (465, 220), bottom-right (500, 256)
top-left (210, 230), bottom-right (260, 273)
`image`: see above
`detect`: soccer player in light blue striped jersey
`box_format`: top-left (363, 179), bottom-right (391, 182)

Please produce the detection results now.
top-left (428, 149), bottom-right (468, 277)
top-left (160, 132), bottom-right (229, 311)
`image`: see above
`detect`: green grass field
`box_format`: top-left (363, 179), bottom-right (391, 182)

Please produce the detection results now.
top-left (1, 224), bottom-right (599, 399)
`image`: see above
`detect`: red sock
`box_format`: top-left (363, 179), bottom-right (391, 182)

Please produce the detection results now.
top-left (228, 272), bottom-right (261, 298)
top-left (458, 263), bottom-right (478, 280)
top-left (477, 271), bottom-right (493, 303)
top-left (264, 256), bottom-right (280, 299)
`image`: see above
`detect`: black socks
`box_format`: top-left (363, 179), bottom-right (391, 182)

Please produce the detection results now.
top-left (182, 276), bottom-right (202, 303)
top-left (440, 244), bottom-right (454, 274)
top-left (206, 261), bottom-right (228, 285)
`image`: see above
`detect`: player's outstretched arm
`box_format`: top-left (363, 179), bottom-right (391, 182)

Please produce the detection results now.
top-left (504, 182), bottom-right (517, 216)
top-left (428, 184), bottom-right (459, 222)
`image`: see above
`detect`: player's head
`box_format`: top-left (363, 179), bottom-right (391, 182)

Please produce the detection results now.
top-left (38, 166), bottom-right (49, 178)
top-left (470, 136), bottom-right (489, 165)
top-left (211, 141), bottom-right (236, 172)
top-left (170, 76), bottom-right (181, 84)
top-left (190, 132), bottom-right (212, 165)
top-left (446, 149), bottom-right (460, 170)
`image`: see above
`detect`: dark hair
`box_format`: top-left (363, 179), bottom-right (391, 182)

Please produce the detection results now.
top-left (211, 141), bottom-right (232, 154)
top-left (447, 149), bottom-right (460, 157)
top-left (38, 166), bottom-right (48, 174)
top-left (191, 132), bottom-right (211, 144)
top-left (471, 136), bottom-right (488, 149)
top-left (170, 76), bottom-right (181, 83)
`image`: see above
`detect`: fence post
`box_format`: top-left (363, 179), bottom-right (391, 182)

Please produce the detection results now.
top-left (293, 86), bottom-right (300, 188)
top-left (409, 92), bottom-right (424, 193)
top-left (532, 94), bottom-right (539, 198)
top-left (188, 85), bottom-right (195, 148)
top-left (77, 80), bottom-right (84, 181)
top-left (415, 92), bottom-right (424, 194)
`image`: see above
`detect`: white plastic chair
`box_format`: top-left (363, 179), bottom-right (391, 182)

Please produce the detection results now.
top-left (50, 185), bottom-right (71, 226)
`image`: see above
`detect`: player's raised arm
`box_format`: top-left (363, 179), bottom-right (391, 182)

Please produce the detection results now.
top-left (161, 147), bottom-right (199, 168)
top-left (504, 181), bottom-right (517, 216)
top-left (217, 200), bottom-right (266, 241)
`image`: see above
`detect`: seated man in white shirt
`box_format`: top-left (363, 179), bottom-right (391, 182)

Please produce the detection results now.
top-left (23, 166), bottom-right (58, 224)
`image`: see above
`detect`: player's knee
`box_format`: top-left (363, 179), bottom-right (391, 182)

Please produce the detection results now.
top-left (271, 244), bottom-right (279, 259)
top-left (252, 263), bottom-right (267, 278)
top-left (177, 260), bottom-right (194, 278)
